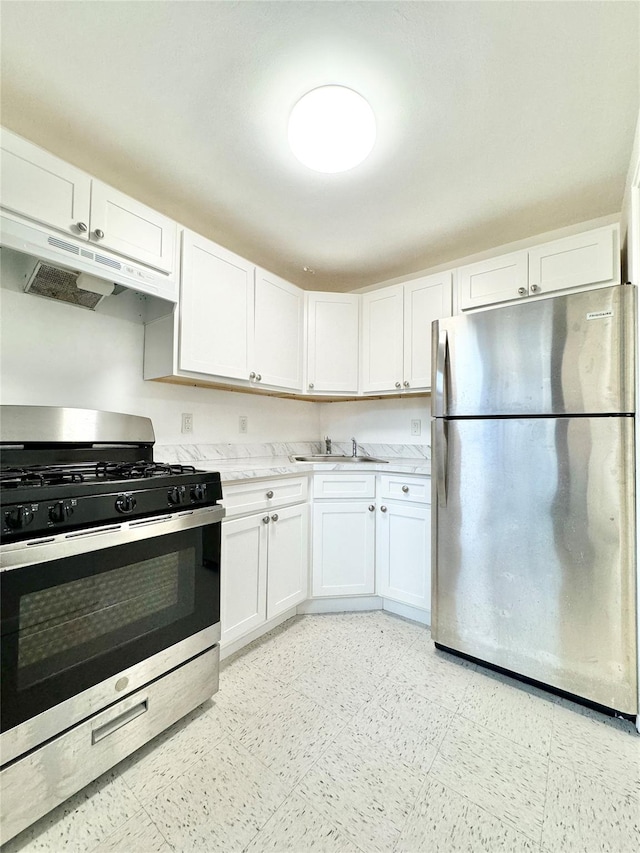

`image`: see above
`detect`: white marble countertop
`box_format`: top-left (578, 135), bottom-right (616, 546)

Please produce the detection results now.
top-left (194, 456), bottom-right (431, 483)
top-left (154, 442), bottom-right (431, 484)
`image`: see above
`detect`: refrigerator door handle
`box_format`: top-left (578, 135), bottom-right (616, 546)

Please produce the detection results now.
top-left (434, 328), bottom-right (448, 417)
top-left (435, 417), bottom-right (448, 507)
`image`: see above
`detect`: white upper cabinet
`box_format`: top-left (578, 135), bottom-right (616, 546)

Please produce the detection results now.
top-left (403, 272), bottom-right (452, 390)
top-left (458, 225), bottom-right (619, 311)
top-left (361, 274), bottom-right (452, 393)
top-left (0, 129), bottom-right (91, 236)
top-left (306, 292), bottom-right (359, 393)
top-left (253, 269), bottom-right (304, 390)
top-left (361, 285), bottom-right (405, 393)
top-left (179, 230), bottom-right (254, 380)
top-left (527, 226), bottom-right (617, 295)
top-left (88, 182), bottom-right (176, 273)
top-left (0, 128), bottom-right (177, 274)
top-left (458, 251), bottom-right (528, 311)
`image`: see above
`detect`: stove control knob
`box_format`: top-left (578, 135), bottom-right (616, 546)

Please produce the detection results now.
top-left (168, 486), bottom-right (186, 505)
top-left (5, 505), bottom-right (34, 530)
top-left (49, 501), bottom-right (74, 524)
top-left (190, 484), bottom-right (207, 503)
top-left (115, 494), bottom-right (137, 514)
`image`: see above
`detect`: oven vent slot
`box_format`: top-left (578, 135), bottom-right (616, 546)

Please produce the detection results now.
top-left (47, 236), bottom-right (80, 255)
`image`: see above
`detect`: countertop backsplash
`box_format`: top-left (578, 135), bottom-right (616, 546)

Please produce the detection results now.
top-left (155, 442), bottom-right (432, 482)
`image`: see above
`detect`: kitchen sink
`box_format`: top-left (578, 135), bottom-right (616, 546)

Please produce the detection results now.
top-left (290, 454), bottom-right (388, 463)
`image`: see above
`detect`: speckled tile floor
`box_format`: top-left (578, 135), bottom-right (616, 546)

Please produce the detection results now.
top-left (3, 612), bottom-right (639, 853)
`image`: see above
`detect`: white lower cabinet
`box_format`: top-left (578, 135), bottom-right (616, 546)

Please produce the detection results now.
top-left (311, 472), bottom-right (431, 614)
top-left (376, 501), bottom-right (431, 611)
top-left (312, 501), bottom-right (376, 596)
top-left (221, 479), bottom-right (309, 647)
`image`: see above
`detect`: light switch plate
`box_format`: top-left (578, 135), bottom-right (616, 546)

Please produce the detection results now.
top-left (411, 419), bottom-right (421, 436)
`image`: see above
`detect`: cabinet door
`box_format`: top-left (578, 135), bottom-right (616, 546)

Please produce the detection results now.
top-left (0, 128), bottom-right (91, 238)
top-left (221, 514), bottom-right (267, 645)
top-left (179, 230), bottom-right (254, 380)
top-left (312, 502), bottom-right (375, 596)
top-left (89, 181), bottom-right (177, 274)
top-left (458, 251), bottom-right (528, 311)
top-left (306, 292), bottom-right (359, 393)
top-left (361, 285), bottom-right (404, 392)
top-left (377, 501), bottom-right (430, 612)
top-left (528, 226), bottom-right (618, 296)
top-left (403, 273), bottom-right (452, 390)
top-left (253, 269), bottom-right (303, 390)
top-left (267, 504), bottom-right (309, 619)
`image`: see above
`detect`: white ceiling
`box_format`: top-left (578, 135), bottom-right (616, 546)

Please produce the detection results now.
top-left (1, 1), bottom-right (638, 291)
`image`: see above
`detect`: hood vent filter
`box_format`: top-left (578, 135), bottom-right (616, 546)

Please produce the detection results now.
top-left (25, 262), bottom-right (114, 310)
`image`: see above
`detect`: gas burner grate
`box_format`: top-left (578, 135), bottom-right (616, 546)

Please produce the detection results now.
top-left (0, 462), bottom-right (198, 488)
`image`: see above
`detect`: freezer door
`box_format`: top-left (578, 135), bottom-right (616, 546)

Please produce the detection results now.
top-left (431, 415), bottom-right (637, 714)
top-left (432, 285), bottom-right (635, 417)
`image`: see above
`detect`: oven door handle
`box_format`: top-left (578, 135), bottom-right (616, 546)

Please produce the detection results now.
top-left (0, 504), bottom-right (226, 571)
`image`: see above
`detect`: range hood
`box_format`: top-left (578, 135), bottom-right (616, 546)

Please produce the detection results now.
top-left (0, 212), bottom-right (178, 305)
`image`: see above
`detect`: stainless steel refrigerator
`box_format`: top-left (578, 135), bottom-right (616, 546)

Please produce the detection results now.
top-left (431, 284), bottom-right (638, 717)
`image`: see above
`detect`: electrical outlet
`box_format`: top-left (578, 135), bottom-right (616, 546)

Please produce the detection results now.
top-left (239, 415), bottom-right (248, 434)
top-left (181, 413), bottom-right (193, 433)
top-left (411, 419), bottom-right (421, 436)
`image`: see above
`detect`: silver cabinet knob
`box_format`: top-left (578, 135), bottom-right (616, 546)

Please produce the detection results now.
top-left (266, 490), bottom-right (274, 498)
top-left (93, 228), bottom-right (104, 239)
top-left (403, 381), bottom-right (410, 388)
top-left (395, 381), bottom-right (402, 389)
top-left (518, 287), bottom-right (527, 296)
top-left (530, 284), bottom-right (540, 293)
top-left (308, 382), bottom-right (314, 389)
top-left (249, 371), bottom-right (256, 380)
top-left (380, 505), bottom-right (388, 512)
top-left (368, 504), bottom-right (375, 512)
top-left (256, 374), bottom-right (262, 382)
top-left (402, 485), bottom-right (409, 493)
top-left (76, 221), bottom-right (88, 233)
top-left (262, 515), bottom-right (270, 524)
top-left (271, 513), bottom-right (279, 522)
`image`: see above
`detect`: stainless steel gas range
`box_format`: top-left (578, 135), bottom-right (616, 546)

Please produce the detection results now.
top-left (0, 406), bottom-right (225, 844)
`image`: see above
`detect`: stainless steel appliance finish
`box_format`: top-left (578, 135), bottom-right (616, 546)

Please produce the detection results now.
top-left (0, 404), bottom-right (155, 445)
top-left (431, 284), bottom-right (638, 719)
top-left (0, 645), bottom-right (219, 845)
top-left (0, 406), bottom-right (224, 844)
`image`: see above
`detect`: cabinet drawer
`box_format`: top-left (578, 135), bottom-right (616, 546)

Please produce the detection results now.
top-left (222, 476), bottom-right (308, 518)
top-left (379, 474), bottom-right (430, 504)
top-left (313, 473), bottom-right (376, 500)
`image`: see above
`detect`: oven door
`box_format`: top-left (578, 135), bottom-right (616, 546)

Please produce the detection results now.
top-left (0, 506), bottom-right (223, 739)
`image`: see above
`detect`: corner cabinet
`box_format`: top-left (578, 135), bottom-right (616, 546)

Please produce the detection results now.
top-left (360, 272), bottom-right (452, 393)
top-left (305, 292), bottom-right (360, 394)
top-left (458, 225), bottom-right (619, 311)
top-left (1, 128), bottom-right (177, 275)
top-left (220, 477), bottom-right (309, 647)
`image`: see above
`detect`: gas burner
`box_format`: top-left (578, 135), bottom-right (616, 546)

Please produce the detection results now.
top-left (95, 462), bottom-right (197, 480)
top-left (0, 461), bottom-right (198, 488)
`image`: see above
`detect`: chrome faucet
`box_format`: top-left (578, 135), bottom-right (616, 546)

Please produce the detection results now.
top-left (324, 435), bottom-right (332, 455)
top-left (351, 437), bottom-right (358, 457)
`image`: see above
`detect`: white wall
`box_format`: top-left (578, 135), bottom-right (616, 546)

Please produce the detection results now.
top-left (319, 396), bottom-right (431, 446)
top-left (0, 250), bottom-right (431, 449)
top-left (0, 252), bottom-right (320, 445)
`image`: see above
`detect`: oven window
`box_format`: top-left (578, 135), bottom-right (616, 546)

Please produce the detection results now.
top-left (17, 548), bottom-right (195, 690)
top-left (1, 524), bottom-right (220, 733)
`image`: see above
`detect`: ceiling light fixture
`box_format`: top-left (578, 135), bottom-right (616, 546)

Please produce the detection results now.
top-left (288, 85), bottom-right (376, 173)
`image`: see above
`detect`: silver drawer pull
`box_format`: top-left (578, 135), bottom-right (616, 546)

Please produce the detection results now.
top-left (266, 490), bottom-right (274, 498)
top-left (402, 485), bottom-right (409, 493)
top-left (380, 505), bottom-right (387, 512)
top-left (271, 513), bottom-right (279, 522)
top-left (91, 699), bottom-right (148, 745)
